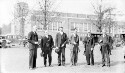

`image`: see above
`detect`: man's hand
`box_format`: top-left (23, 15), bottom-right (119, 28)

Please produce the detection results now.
top-left (34, 42), bottom-right (38, 44)
top-left (56, 47), bottom-right (58, 49)
top-left (78, 49), bottom-right (80, 52)
top-left (91, 48), bottom-right (94, 51)
top-left (83, 51), bottom-right (86, 55)
top-left (61, 44), bottom-right (64, 47)
top-left (74, 42), bottom-right (76, 45)
top-left (99, 40), bottom-right (102, 43)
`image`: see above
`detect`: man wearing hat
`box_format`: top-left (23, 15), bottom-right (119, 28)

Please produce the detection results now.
top-left (83, 30), bottom-right (95, 65)
top-left (40, 30), bottom-right (54, 67)
top-left (99, 29), bottom-right (111, 67)
top-left (70, 28), bottom-right (80, 66)
top-left (55, 27), bottom-right (68, 66)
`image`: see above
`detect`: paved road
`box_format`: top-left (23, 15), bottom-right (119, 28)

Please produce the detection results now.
top-left (1, 44), bottom-right (125, 73)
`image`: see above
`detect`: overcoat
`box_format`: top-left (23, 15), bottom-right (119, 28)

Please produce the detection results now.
top-left (55, 32), bottom-right (67, 48)
top-left (41, 35), bottom-right (54, 52)
top-left (28, 31), bottom-right (38, 68)
top-left (83, 36), bottom-right (95, 55)
top-left (70, 34), bottom-right (79, 51)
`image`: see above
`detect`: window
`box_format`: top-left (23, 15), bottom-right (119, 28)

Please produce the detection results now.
top-left (79, 23), bottom-right (83, 32)
top-left (48, 23), bottom-right (52, 30)
top-left (37, 23), bottom-right (43, 30)
top-left (58, 22), bottom-right (62, 28)
top-left (53, 22), bottom-right (57, 31)
top-left (71, 22), bottom-right (75, 31)
top-left (75, 23), bottom-right (79, 32)
top-left (88, 23), bottom-right (91, 31)
top-left (84, 23), bottom-right (87, 32)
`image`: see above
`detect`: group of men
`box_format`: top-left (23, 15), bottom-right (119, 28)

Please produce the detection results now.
top-left (28, 25), bottom-right (112, 70)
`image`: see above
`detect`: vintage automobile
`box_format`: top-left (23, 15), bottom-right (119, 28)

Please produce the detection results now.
top-left (0, 36), bottom-right (4, 48)
top-left (0, 38), bottom-right (11, 48)
top-left (0, 39), bottom-right (2, 48)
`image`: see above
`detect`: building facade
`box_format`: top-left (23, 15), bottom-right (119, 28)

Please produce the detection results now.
top-left (11, 3), bottom-right (125, 39)
top-left (24, 10), bottom-right (98, 39)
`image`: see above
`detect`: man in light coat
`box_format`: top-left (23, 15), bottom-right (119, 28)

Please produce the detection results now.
top-left (70, 28), bottom-right (80, 66)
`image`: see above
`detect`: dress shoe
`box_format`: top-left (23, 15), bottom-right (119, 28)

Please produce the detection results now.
top-left (44, 65), bottom-right (47, 67)
top-left (70, 63), bottom-right (73, 67)
top-left (107, 64), bottom-right (110, 67)
top-left (74, 63), bottom-right (76, 66)
top-left (62, 63), bottom-right (65, 66)
top-left (49, 64), bottom-right (53, 67)
top-left (29, 67), bottom-right (35, 70)
top-left (58, 64), bottom-right (61, 66)
top-left (102, 64), bottom-right (105, 67)
top-left (87, 64), bottom-right (90, 65)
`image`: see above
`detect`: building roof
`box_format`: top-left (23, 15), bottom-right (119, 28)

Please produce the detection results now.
top-left (30, 10), bottom-right (97, 19)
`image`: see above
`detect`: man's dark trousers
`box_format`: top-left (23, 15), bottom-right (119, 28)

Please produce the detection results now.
top-left (29, 49), bottom-right (37, 68)
top-left (58, 47), bottom-right (65, 65)
top-left (85, 50), bottom-right (94, 65)
top-left (73, 46), bottom-right (78, 65)
top-left (101, 44), bottom-right (110, 66)
top-left (43, 49), bottom-right (52, 66)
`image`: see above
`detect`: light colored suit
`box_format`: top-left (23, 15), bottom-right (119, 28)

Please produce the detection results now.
top-left (70, 33), bottom-right (79, 65)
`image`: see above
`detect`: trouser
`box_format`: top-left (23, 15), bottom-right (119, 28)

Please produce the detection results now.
top-left (101, 44), bottom-right (110, 66)
top-left (29, 49), bottom-right (37, 68)
top-left (86, 50), bottom-right (94, 65)
top-left (108, 44), bottom-right (112, 55)
top-left (43, 49), bottom-right (52, 66)
top-left (58, 47), bottom-right (65, 65)
top-left (70, 50), bottom-right (73, 65)
top-left (70, 47), bottom-right (78, 65)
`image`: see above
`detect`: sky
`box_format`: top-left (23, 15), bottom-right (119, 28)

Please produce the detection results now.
top-left (0, 0), bottom-right (125, 27)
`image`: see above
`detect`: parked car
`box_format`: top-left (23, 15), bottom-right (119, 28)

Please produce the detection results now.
top-left (0, 39), bottom-right (11, 48)
top-left (5, 39), bottom-right (11, 48)
top-left (0, 39), bottom-right (2, 48)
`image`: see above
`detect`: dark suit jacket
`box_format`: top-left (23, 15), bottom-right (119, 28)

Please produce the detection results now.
top-left (70, 33), bottom-right (79, 51)
top-left (41, 35), bottom-right (54, 52)
top-left (28, 31), bottom-right (38, 50)
top-left (99, 35), bottom-right (109, 45)
top-left (55, 32), bottom-right (67, 48)
top-left (99, 35), bottom-right (111, 53)
top-left (83, 36), bottom-right (95, 54)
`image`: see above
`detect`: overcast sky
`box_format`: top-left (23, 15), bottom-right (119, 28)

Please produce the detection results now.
top-left (0, 0), bottom-right (125, 27)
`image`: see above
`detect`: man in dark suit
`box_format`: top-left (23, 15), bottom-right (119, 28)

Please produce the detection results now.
top-left (28, 25), bottom-right (39, 69)
top-left (108, 35), bottom-right (113, 55)
top-left (55, 27), bottom-right (68, 66)
top-left (41, 30), bottom-right (54, 67)
top-left (83, 31), bottom-right (95, 65)
top-left (70, 28), bottom-right (80, 66)
top-left (99, 30), bottom-right (111, 67)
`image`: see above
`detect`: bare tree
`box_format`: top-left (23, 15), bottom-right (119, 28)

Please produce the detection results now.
top-left (37, 0), bottom-right (61, 30)
top-left (14, 2), bottom-right (29, 37)
top-left (90, 0), bottom-right (116, 34)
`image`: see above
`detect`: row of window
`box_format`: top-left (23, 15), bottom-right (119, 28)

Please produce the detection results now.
top-left (37, 21), bottom-right (63, 31)
top-left (70, 22), bottom-right (92, 32)
top-left (37, 21), bottom-right (93, 32)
